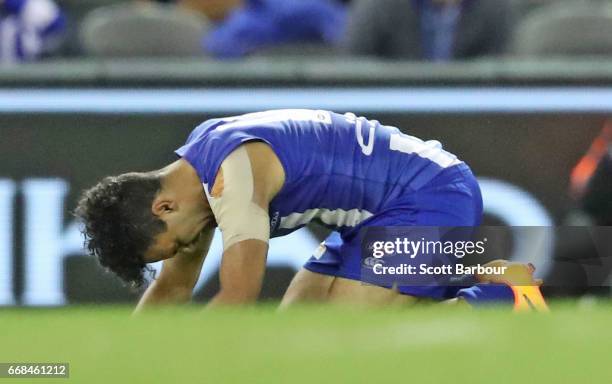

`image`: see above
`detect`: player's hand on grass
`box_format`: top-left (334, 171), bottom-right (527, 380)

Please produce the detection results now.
top-left (477, 259), bottom-right (543, 286)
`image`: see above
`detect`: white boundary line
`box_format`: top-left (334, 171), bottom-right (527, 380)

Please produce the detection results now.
top-left (0, 87), bottom-right (611, 113)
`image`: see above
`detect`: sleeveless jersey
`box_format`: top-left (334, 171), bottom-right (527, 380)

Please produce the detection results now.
top-left (175, 109), bottom-right (462, 237)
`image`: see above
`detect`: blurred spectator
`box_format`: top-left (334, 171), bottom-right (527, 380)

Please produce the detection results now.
top-left (202, 0), bottom-right (347, 59)
top-left (343, 0), bottom-right (516, 61)
top-left (0, 0), bottom-right (65, 64)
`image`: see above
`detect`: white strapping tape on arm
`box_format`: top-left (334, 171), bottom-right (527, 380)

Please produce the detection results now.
top-left (208, 145), bottom-right (270, 251)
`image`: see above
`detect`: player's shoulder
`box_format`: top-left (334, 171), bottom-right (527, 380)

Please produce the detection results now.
top-left (211, 141), bottom-right (285, 203)
top-left (186, 109), bottom-right (352, 151)
top-left (225, 141), bottom-right (284, 182)
top-left (216, 109), bottom-right (342, 127)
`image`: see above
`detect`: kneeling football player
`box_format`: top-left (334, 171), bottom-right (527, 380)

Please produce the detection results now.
top-left (76, 110), bottom-right (547, 312)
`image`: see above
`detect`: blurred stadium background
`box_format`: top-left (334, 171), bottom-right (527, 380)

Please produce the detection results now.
top-left (1, 0), bottom-right (611, 308)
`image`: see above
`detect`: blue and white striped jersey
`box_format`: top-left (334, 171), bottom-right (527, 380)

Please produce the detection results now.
top-left (176, 109), bottom-right (462, 237)
top-left (0, 0), bottom-right (65, 64)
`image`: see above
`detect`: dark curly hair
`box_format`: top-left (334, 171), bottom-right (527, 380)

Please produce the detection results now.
top-left (75, 172), bottom-right (166, 288)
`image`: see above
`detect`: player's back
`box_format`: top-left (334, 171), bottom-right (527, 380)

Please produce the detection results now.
top-left (176, 109), bottom-right (463, 236)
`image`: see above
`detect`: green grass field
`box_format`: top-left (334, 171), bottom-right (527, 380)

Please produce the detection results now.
top-left (1, 302), bottom-right (611, 384)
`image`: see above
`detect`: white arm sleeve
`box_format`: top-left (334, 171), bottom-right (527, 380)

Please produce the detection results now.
top-left (207, 145), bottom-right (270, 251)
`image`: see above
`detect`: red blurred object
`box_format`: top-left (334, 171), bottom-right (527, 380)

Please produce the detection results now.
top-left (570, 120), bottom-right (612, 199)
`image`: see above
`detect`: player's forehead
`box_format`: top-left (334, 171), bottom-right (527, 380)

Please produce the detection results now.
top-left (143, 231), bottom-right (176, 263)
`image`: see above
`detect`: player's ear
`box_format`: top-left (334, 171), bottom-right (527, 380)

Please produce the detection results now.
top-left (151, 196), bottom-right (177, 217)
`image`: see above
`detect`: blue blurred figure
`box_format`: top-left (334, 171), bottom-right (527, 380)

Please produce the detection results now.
top-left (0, 0), bottom-right (65, 64)
top-left (204, 0), bottom-right (347, 58)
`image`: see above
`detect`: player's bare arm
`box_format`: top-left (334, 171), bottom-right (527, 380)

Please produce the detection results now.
top-left (136, 141), bottom-right (285, 309)
top-left (134, 225), bottom-right (214, 312)
top-left (207, 142), bottom-right (285, 306)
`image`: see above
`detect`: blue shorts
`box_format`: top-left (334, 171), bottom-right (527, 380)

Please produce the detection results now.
top-left (302, 163), bottom-right (483, 300)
